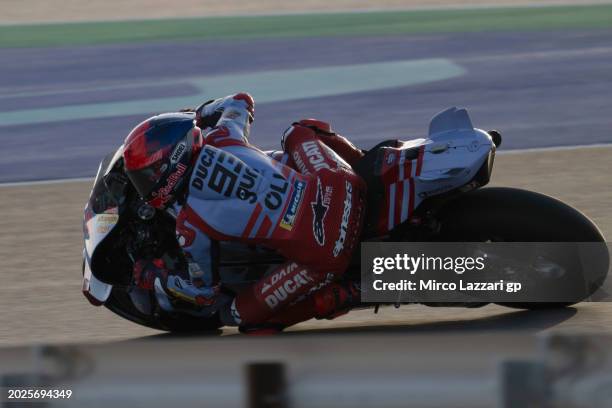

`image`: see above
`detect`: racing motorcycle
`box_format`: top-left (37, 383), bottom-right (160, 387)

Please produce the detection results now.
top-left (82, 107), bottom-right (608, 332)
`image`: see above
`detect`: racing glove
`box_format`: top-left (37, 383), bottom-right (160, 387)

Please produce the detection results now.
top-left (164, 275), bottom-right (219, 307)
top-left (133, 258), bottom-right (220, 307)
top-left (132, 258), bottom-right (168, 290)
top-left (195, 93), bottom-right (255, 129)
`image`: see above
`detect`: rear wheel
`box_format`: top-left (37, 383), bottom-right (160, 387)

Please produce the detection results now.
top-left (435, 187), bottom-right (608, 309)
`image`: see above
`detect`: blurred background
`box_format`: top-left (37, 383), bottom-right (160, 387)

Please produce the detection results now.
top-left (1, 0), bottom-right (612, 406)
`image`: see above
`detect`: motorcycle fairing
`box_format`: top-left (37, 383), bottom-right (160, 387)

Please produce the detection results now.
top-left (373, 107), bottom-right (495, 234)
top-left (428, 106), bottom-right (474, 134)
top-left (82, 146), bottom-right (126, 305)
top-left (82, 248), bottom-right (112, 306)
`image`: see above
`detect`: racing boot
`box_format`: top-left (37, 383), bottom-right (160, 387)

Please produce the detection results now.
top-left (312, 281), bottom-right (362, 320)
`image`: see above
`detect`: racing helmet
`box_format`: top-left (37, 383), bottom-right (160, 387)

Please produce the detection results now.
top-left (123, 113), bottom-right (203, 209)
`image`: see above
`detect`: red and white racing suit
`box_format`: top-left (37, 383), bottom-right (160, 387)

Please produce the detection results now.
top-left (161, 93), bottom-right (365, 328)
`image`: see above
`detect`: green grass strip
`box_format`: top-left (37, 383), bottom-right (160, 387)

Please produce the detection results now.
top-left (1, 4), bottom-right (612, 48)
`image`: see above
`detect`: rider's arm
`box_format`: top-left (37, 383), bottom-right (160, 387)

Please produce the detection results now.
top-left (149, 208), bottom-right (229, 316)
top-left (284, 119), bottom-right (365, 168)
top-left (167, 208), bottom-right (220, 303)
top-left (195, 93), bottom-right (255, 146)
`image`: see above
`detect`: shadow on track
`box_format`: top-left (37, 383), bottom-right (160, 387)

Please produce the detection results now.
top-left (284, 307), bottom-right (578, 336)
top-left (119, 307), bottom-right (577, 343)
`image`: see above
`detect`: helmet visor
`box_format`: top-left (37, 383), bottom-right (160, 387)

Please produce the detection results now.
top-left (125, 159), bottom-right (167, 200)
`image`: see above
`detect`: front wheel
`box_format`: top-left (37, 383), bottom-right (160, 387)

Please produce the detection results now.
top-left (434, 187), bottom-right (608, 309)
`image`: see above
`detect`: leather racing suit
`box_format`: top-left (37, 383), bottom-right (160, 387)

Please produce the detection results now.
top-left (149, 93), bottom-right (366, 329)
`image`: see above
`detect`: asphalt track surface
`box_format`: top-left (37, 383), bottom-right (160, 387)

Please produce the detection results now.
top-left (1, 29), bottom-right (612, 182)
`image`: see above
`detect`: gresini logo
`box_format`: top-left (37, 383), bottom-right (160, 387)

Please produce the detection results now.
top-left (311, 178), bottom-right (330, 246)
top-left (170, 142), bottom-right (187, 164)
top-left (333, 181), bottom-right (353, 257)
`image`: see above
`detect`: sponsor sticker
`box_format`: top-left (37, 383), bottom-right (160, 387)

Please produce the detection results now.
top-left (263, 268), bottom-right (313, 309)
top-left (151, 162), bottom-right (188, 205)
top-left (311, 178), bottom-right (331, 246)
top-left (280, 180), bottom-right (306, 231)
top-left (170, 142), bottom-right (187, 164)
top-left (333, 181), bottom-right (353, 257)
top-left (192, 147), bottom-right (263, 204)
top-left (261, 262), bottom-right (299, 295)
top-left (95, 213), bottom-right (119, 234)
top-left (292, 150), bottom-right (310, 175)
top-left (264, 173), bottom-right (288, 210)
top-left (302, 141), bottom-right (331, 171)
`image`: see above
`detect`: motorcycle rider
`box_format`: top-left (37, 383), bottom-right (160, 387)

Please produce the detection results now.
top-left (123, 92), bottom-right (366, 332)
